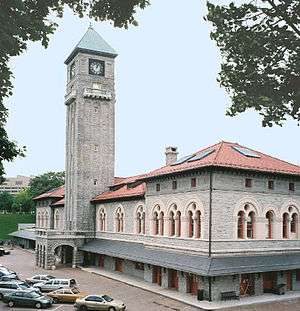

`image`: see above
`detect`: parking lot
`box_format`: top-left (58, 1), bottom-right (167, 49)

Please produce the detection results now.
top-left (0, 248), bottom-right (199, 311)
top-left (1, 248), bottom-right (300, 311)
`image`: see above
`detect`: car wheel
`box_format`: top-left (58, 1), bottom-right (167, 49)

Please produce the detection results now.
top-left (8, 301), bottom-right (14, 308)
top-left (35, 302), bottom-right (42, 309)
top-left (53, 298), bottom-right (59, 304)
top-left (108, 308), bottom-right (116, 311)
top-left (0, 293), bottom-right (3, 300)
top-left (79, 306), bottom-right (88, 311)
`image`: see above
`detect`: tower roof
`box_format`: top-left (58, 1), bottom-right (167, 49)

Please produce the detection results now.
top-left (65, 27), bottom-right (118, 64)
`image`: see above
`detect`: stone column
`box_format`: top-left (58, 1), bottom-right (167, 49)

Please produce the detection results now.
top-left (161, 268), bottom-right (169, 288)
top-left (73, 247), bottom-right (84, 268)
top-left (178, 272), bottom-right (187, 294)
top-left (254, 273), bottom-right (264, 295)
top-left (181, 216), bottom-right (189, 238)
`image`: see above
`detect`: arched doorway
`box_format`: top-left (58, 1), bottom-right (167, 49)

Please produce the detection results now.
top-left (54, 245), bottom-right (74, 267)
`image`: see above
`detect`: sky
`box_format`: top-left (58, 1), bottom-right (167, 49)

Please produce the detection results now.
top-left (4, 0), bottom-right (300, 179)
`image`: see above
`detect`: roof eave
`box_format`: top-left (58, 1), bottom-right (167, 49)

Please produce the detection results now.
top-left (65, 48), bottom-right (118, 65)
top-left (91, 194), bottom-right (145, 205)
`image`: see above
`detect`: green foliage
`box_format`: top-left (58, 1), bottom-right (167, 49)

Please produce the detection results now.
top-left (0, 213), bottom-right (35, 240)
top-left (28, 171), bottom-right (65, 198)
top-left (0, 0), bottom-right (150, 181)
top-left (11, 189), bottom-right (34, 213)
top-left (0, 192), bottom-right (14, 212)
top-left (206, 0), bottom-right (300, 126)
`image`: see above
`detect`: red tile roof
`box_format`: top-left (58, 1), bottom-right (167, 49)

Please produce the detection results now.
top-left (144, 141), bottom-right (300, 179)
top-left (33, 186), bottom-right (65, 201)
top-left (51, 198), bottom-right (65, 207)
top-left (91, 183), bottom-right (146, 203)
top-left (112, 174), bottom-right (147, 187)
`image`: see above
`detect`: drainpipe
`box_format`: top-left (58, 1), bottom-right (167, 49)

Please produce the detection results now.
top-left (208, 169), bottom-right (213, 302)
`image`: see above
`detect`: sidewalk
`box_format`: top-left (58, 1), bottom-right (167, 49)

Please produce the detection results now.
top-left (80, 266), bottom-right (300, 310)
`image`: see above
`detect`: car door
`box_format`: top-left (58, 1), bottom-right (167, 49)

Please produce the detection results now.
top-left (85, 296), bottom-right (104, 310)
top-left (63, 289), bottom-right (74, 302)
top-left (42, 280), bottom-right (53, 292)
top-left (94, 296), bottom-right (107, 310)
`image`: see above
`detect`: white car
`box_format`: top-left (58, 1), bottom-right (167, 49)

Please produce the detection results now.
top-left (25, 275), bottom-right (55, 285)
top-left (33, 278), bottom-right (77, 292)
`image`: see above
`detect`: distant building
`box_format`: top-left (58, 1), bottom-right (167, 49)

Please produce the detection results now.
top-left (0, 175), bottom-right (33, 195)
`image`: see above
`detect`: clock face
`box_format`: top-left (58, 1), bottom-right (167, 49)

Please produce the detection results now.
top-left (70, 62), bottom-right (75, 79)
top-left (89, 59), bottom-right (105, 76)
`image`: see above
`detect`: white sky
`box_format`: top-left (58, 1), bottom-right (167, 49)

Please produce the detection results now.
top-left (4, 0), bottom-right (300, 178)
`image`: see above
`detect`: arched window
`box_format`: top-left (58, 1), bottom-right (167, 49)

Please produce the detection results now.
top-left (159, 211), bottom-right (164, 235)
top-left (115, 207), bottom-right (124, 233)
top-left (176, 211), bottom-right (181, 237)
top-left (195, 210), bottom-right (201, 239)
top-left (188, 211), bottom-right (194, 238)
top-left (37, 212), bottom-right (41, 228)
top-left (291, 213), bottom-right (298, 234)
top-left (136, 206), bottom-right (145, 234)
top-left (237, 211), bottom-right (244, 239)
top-left (247, 211), bottom-right (255, 239)
top-left (169, 211), bottom-right (175, 236)
top-left (153, 212), bottom-right (159, 235)
top-left (266, 211), bottom-right (274, 239)
top-left (283, 212), bottom-right (289, 238)
top-left (99, 208), bottom-right (106, 231)
top-left (54, 210), bottom-right (61, 230)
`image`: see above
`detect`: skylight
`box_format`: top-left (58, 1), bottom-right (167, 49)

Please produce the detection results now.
top-left (232, 146), bottom-right (261, 158)
top-left (171, 155), bottom-right (194, 166)
top-left (188, 149), bottom-right (215, 162)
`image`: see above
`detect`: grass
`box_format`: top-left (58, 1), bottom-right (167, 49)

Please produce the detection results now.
top-left (0, 213), bottom-right (35, 240)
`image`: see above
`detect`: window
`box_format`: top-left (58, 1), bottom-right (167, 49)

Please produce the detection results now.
top-left (237, 211), bottom-right (244, 239)
top-left (99, 208), bottom-right (106, 231)
top-left (289, 182), bottom-right (295, 192)
top-left (156, 184), bottom-right (160, 192)
top-left (245, 178), bottom-right (252, 188)
top-left (136, 206), bottom-right (145, 234)
top-left (266, 211), bottom-right (273, 239)
top-left (159, 211), bottom-right (164, 235)
top-left (268, 180), bottom-right (274, 190)
top-left (135, 262), bottom-right (144, 270)
top-left (195, 210), bottom-right (201, 239)
top-left (291, 213), bottom-right (298, 234)
top-left (93, 179), bottom-right (98, 186)
top-left (169, 211), bottom-right (175, 236)
top-left (247, 211), bottom-right (255, 239)
top-left (176, 211), bottom-right (181, 237)
top-left (296, 270), bottom-right (300, 281)
top-left (172, 180), bottom-right (177, 190)
top-left (283, 213), bottom-right (289, 238)
top-left (188, 211), bottom-right (194, 238)
top-left (115, 207), bottom-right (124, 233)
top-left (191, 178), bottom-right (197, 188)
top-left (153, 212), bottom-right (159, 235)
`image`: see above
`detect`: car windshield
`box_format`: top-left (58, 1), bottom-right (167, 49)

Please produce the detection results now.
top-left (72, 288), bottom-right (80, 294)
top-left (30, 292), bottom-right (43, 298)
top-left (20, 283), bottom-right (30, 289)
top-left (102, 295), bottom-right (113, 302)
top-left (47, 275), bottom-right (55, 279)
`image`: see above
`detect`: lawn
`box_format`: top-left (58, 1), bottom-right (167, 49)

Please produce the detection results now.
top-left (0, 213), bottom-right (35, 240)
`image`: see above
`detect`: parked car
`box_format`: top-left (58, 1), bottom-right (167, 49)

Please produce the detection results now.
top-left (0, 281), bottom-right (40, 299)
top-left (0, 247), bottom-right (10, 255)
top-left (74, 295), bottom-right (126, 311)
top-left (0, 275), bottom-right (19, 282)
top-left (26, 275), bottom-right (55, 285)
top-left (33, 278), bottom-right (77, 292)
top-left (3, 290), bottom-right (52, 309)
top-left (47, 288), bottom-right (86, 303)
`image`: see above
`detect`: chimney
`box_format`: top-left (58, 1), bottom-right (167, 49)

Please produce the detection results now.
top-left (165, 146), bottom-right (178, 165)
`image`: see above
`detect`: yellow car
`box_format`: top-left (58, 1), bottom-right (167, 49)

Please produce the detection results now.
top-left (74, 295), bottom-right (126, 311)
top-left (47, 288), bottom-right (86, 303)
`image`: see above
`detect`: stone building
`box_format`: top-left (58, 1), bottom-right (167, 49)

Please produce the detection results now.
top-left (34, 27), bottom-right (300, 302)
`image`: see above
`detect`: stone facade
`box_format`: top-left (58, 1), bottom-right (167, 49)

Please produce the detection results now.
top-left (34, 28), bottom-right (300, 302)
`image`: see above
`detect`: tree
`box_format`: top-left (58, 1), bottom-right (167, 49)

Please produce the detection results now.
top-left (28, 171), bottom-right (65, 198)
top-left (0, 0), bottom-right (149, 181)
top-left (11, 189), bottom-right (34, 213)
top-left (0, 192), bottom-right (14, 212)
top-left (206, 1), bottom-right (300, 126)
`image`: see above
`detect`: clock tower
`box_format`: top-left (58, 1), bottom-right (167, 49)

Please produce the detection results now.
top-left (64, 26), bottom-right (117, 235)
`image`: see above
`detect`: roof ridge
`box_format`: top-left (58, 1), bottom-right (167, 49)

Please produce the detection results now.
top-left (211, 141), bottom-right (225, 165)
